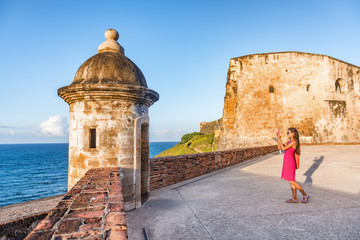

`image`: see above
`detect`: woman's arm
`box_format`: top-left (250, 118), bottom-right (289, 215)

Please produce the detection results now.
top-left (278, 136), bottom-right (296, 151)
top-left (277, 135), bottom-right (283, 150)
top-left (276, 132), bottom-right (285, 149)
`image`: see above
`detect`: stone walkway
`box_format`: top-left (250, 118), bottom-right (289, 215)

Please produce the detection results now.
top-left (127, 145), bottom-right (360, 240)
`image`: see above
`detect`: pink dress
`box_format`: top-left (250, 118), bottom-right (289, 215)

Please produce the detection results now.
top-left (281, 141), bottom-right (296, 181)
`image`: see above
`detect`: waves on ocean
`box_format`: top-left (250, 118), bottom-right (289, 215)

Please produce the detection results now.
top-left (0, 142), bottom-right (177, 207)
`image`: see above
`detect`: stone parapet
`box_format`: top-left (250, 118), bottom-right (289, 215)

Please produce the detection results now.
top-left (0, 212), bottom-right (49, 240)
top-left (0, 194), bottom-right (63, 239)
top-left (25, 168), bottom-right (127, 240)
top-left (149, 145), bottom-right (277, 190)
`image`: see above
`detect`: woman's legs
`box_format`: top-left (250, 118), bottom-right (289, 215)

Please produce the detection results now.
top-left (289, 181), bottom-right (307, 199)
top-left (289, 182), bottom-right (297, 199)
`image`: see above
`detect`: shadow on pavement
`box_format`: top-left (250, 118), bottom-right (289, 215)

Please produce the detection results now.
top-left (303, 155), bottom-right (324, 185)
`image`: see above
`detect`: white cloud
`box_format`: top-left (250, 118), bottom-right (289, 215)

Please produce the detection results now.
top-left (9, 129), bottom-right (15, 135)
top-left (153, 129), bottom-right (169, 137)
top-left (40, 115), bottom-right (68, 136)
top-left (151, 128), bottom-right (186, 141)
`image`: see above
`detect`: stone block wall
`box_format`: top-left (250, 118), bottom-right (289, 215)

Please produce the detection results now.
top-left (219, 52), bottom-right (360, 150)
top-left (25, 168), bottom-right (127, 240)
top-left (67, 99), bottom-right (148, 190)
top-left (149, 145), bottom-right (277, 190)
top-left (200, 119), bottom-right (222, 135)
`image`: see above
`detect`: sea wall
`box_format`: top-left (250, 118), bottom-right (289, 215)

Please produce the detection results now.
top-left (149, 145), bottom-right (277, 190)
top-left (0, 194), bottom-right (64, 240)
top-left (0, 212), bottom-right (48, 240)
top-left (25, 168), bottom-right (127, 240)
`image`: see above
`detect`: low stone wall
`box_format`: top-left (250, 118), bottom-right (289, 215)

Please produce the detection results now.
top-left (0, 212), bottom-right (48, 240)
top-left (150, 145), bottom-right (277, 190)
top-left (0, 194), bottom-right (64, 240)
top-left (25, 168), bottom-right (127, 240)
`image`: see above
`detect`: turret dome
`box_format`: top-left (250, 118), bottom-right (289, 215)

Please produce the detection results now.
top-left (71, 29), bottom-right (147, 87)
top-left (58, 29), bottom-right (159, 106)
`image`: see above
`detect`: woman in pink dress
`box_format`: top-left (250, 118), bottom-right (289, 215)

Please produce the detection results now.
top-left (276, 127), bottom-right (309, 203)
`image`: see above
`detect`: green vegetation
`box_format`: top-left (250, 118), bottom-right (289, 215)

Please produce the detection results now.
top-left (155, 132), bottom-right (216, 157)
top-left (180, 132), bottom-right (202, 144)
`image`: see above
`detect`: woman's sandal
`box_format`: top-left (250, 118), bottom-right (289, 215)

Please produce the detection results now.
top-left (285, 198), bottom-right (298, 203)
top-left (301, 195), bottom-right (310, 203)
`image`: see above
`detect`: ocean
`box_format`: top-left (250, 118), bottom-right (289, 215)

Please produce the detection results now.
top-left (0, 142), bottom-right (177, 208)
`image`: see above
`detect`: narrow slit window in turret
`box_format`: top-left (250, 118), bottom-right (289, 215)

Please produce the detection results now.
top-left (90, 129), bottom-right (96, 148)
top-left (335, 80), bottom-right (341, 94)
top-left (269, 86), bottom-right (274, 93)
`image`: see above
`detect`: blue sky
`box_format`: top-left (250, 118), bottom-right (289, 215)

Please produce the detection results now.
top-left (0, 0), bottom-right (359, 143)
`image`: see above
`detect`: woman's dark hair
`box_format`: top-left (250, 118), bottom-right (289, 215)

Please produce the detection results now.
top-left (288, 127), bottom-right (301, 155)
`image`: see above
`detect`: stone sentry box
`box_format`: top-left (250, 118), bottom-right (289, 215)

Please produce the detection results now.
top-left (58, 29), bottom-right (159, 210)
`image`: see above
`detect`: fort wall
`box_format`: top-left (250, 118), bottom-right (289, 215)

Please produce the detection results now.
top-left (13, 146), bottom-right (276, 239)
top-left (219, 52), bottom-right (360, 150)
top-left (200, 119), bottom-right (222, 135)
top-left (149, 145), bottom-right (277, 190)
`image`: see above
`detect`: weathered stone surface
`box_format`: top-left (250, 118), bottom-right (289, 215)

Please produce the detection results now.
top-left (25, 168), bottom-right (128, 240)
top-left (218, 52), bottom-right (360, 150)
top-left (149, 145), bottom-right (277, 190)
top-left (72, 52), bottom-right (146, 86)
top-left (105, 229), bottom-right (128, 240)
top-left (57, 219), bottom-right (82, 234)
top-left (58, 29), bottom-right (159, 210)
top-left (200, 119), bottom-right (222, 135)
top-left (0, 212), bottom-right (48, 240)
top-left (98, 28), bottom-right (124, 54)
top-left (105, 212), bottom-right (127, 229)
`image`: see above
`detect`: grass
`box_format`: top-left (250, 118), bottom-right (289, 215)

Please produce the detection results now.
top-left (155, 132), bottom-right (215, 157)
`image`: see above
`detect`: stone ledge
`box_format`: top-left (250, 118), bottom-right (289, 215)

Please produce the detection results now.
top-left (25, 168), bottom-right (127, 240)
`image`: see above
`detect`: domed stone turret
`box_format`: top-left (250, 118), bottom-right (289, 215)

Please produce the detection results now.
top-left (72, 52), bottom-right (147, 86)
top-left (72, 29), bottom-right (147, 87)
top-left (58, 29), bottom-right (159, 210)
top-left (58, 29), bottom-right (158, 106)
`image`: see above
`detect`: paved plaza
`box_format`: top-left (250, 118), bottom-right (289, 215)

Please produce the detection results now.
top-left (127, 145), bottom-right (360, 240)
